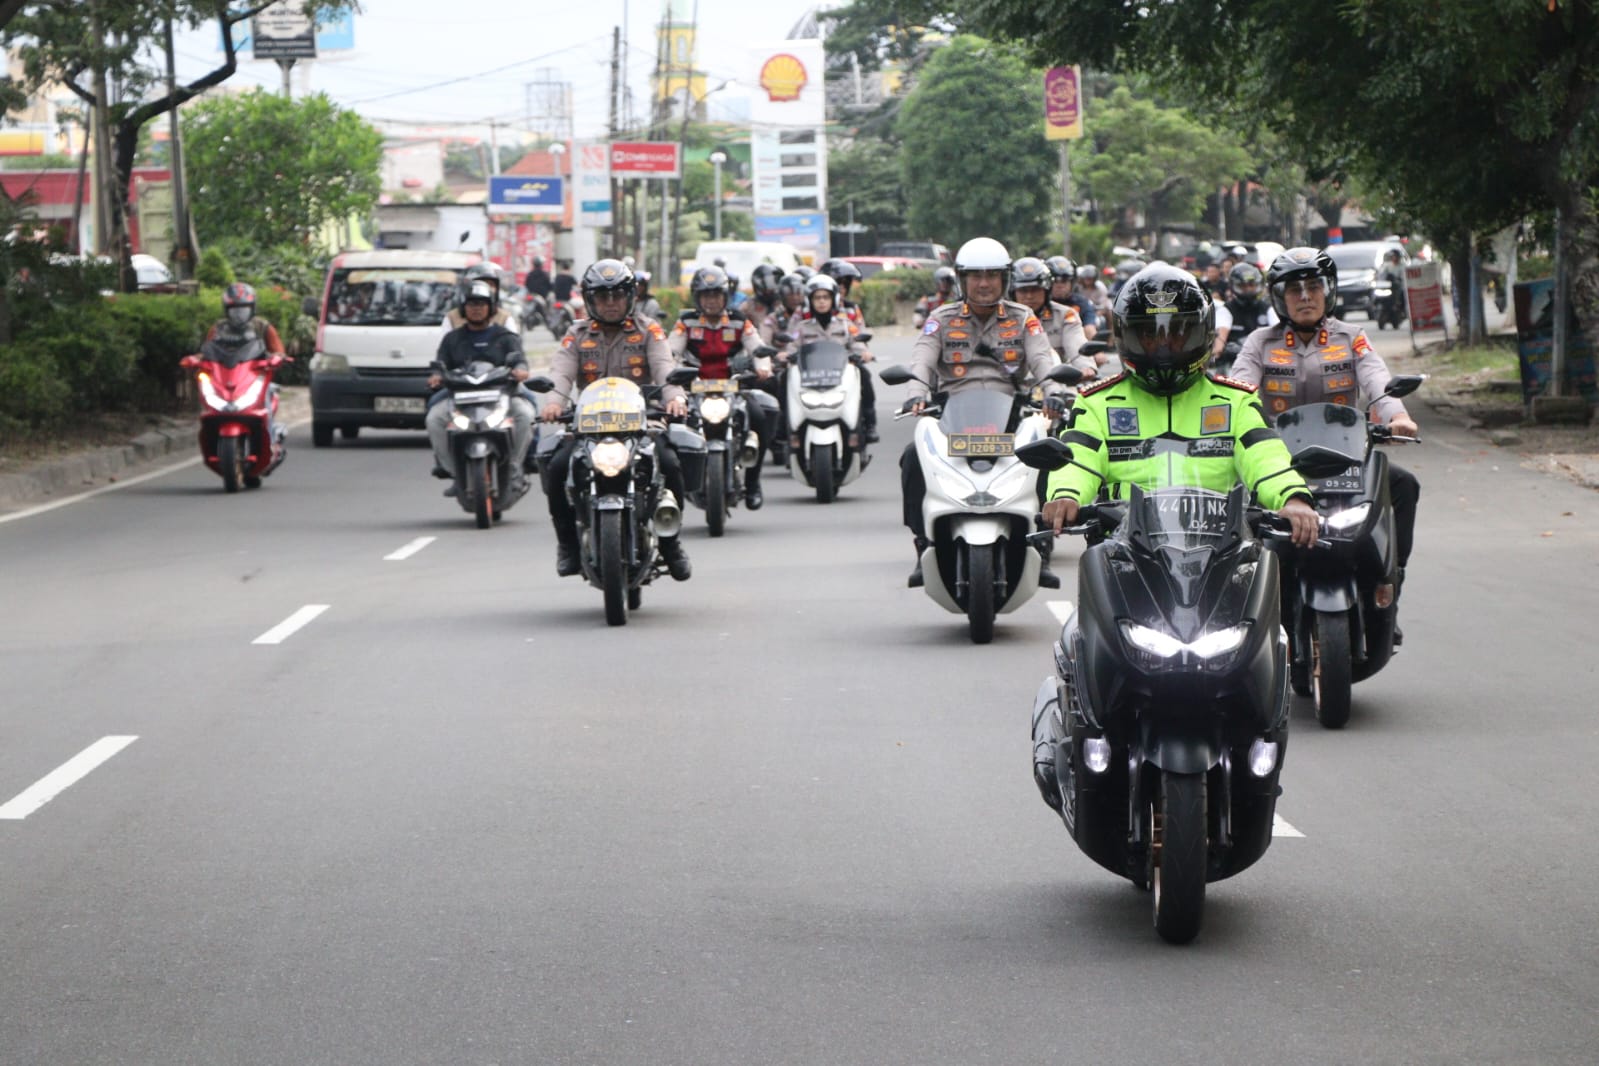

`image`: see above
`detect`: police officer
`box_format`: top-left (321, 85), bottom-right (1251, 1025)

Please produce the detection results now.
top-left (1212, 261), bottom-right (1275, 362)
top-left (1041, 263), bottom-right (1320, 548)
top-left (913, 266), bottom-right (959, 329)
top-left (427, 278), bottom-right (534, 495)
top-left (1009, 256), bottom-right (1090, 372)
top-left (670, 265), bottom-right (778, 510)
top-left (819, 258), bottom-right (867, 327)
top-left (783, 274), bottom-right (871, 356)
top-left (775, 273), bottom-right (807, 334)
top-left (1045, 256), bottom-right (1099, 341)
top-left (1232, 247), bottom-right (1421, 607)
top-left (744, 264), bottom-right (786, 343)
top-left (540, 259), bottom-right (692, 581)
top-left (633, 270), bottom-right (664, 325)
top-left (903, 237), bottom-right (1069, 587)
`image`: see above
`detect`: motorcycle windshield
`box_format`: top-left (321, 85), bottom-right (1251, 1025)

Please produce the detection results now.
top-left (575, 377), bottom-right (647, 434)
top-left (1274, 403), bottom-right (1366, 475)
top-left (938, 389), bottom-right (1014, 436)
top-left (1125, 486), bottom-right (1240, 554)
top-left (446, 360), bottom-right (510, 386)
top-left (796, 341), bottom-right (848, 389)
top-left (201, 334), bottom-right (267, 367)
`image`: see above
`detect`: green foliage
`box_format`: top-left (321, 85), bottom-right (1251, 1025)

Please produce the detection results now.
top-left (828, 139), bottom-right (908, 242)
top-left (195, 247), bottom-right (234, 288)
top-left (182, 90), bottom-right (383, 248)
top-left (889, 267), bottom-right (936, 300)
top-left (209, 238), bottom-right (327, 299)
top-left (656, 287), bottom-right (688, 321)
top-left (1, 153), bottom-right (76, 170)
top-left (857, 278), bottom-right (900, 325)
top-left (0, 303), bottom-right (139, 436)
top-left (825, 0), bottom-right (964, 75)
top-left (0, 338), bottom-right (73, 438)
top-left (896, 36), bottom-right (1057, 253)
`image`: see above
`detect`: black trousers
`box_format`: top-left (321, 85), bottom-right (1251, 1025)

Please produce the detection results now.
top-left (901, 442), bottom-right (927, 538)
top-left (542, 435), bottom-right (686, 545)
top-left (742, 390), bottom-right (780, 483)
top-left (1389, 462), bottom-right (1419, 568)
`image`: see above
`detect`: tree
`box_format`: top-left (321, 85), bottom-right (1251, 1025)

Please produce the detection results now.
top-left (824, 0), bottom-right (962, 76)
top-left (182, 90), bottom-right (382, 248)
top-left (828, 138), bottom-right (909, 243)
top-left (895, 35), bottom-right (1057, 252)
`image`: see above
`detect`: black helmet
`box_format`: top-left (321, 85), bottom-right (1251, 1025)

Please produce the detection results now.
top-left (690, 265), bottom-right (730, 314)
top-left (723, 270), bottom-right (741, 296)
top-left (933, 265), bottom-right (957, 292)
top-left (751, 264), bottom-right (784, 297)
top-left (580, 259), bottom-right (636, 324)
top-left (791, 264), bottom-right (816, 281)
top-left (1112, 263), bottom-right (1214, 397)
top-left (460, 263), bottom-right (500, 310)
top-left (1228, 262), bottom-right (1265, 298)
top-left (819, 258), bottom-right (862, 294)
top-left (1009, 256), bottom-right (1052, 293)
top-left (777, 274), bottom-right (806, 302)
top-left (1266, 247), bottom-right (1337, 321)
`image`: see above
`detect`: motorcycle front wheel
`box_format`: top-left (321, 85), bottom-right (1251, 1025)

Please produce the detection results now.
top-left (705, 459), bottom-right (727, 537)
top-left (218, 436), bottom-right (244, 494)
top-left (1313, 609), bottom-right (1353, 728)
top-left (966, 543), bottom-right (997, 644)
top-left (1152, 771), bottom-right (1207, 945)
top-left (469, 458), bottom-right (493, 529)
top-left (599, 509), bottom-right (628, 626)
top-left (811, 442), bottom-right (836, 503)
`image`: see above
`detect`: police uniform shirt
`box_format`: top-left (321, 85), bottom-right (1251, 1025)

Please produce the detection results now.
top-left (1232, 316), bottom-right (1407, 423)
top-left (550, 317), bottom-right (681, 404)
top-left (1033, 300), bottom-right (1087, 367)
top-left (908, 299), bottom-right (1061, 401)
top-left (786, 311), bottom-right (867, 356)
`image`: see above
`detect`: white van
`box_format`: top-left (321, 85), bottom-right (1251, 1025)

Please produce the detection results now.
top-left (684, 241), bottom-right (803, 290)
top-left (305, 249), bottom-right (481, 446)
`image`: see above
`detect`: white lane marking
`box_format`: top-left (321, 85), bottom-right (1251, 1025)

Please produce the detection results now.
top-left (0, 736), bottom-right (139, 820)
top-left (1046, 600), bottom-right (1074, 626)
top-left (252, 604), bottom-right (330, 645)
top-left (1273, 815), bottom-right (1304, 838)
top-left (384, 536), bottom-right (436, 561)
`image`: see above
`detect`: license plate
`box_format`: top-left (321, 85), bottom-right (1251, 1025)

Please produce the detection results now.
top-left (1312, 474), bottom-right (1364, 494)
top-left (947, 433), bottom-right (1013, 458)
top-left (375, 396), bottom-right (425, 414)
top-left (692, 379), bottom-right (738, 393)
top-left (577, 411), bottom-right (646, 434)
top-left (452, 389), bottom-right (503, 405)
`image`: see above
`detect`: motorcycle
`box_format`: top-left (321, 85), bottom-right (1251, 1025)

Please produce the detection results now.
top-left (1273, 375), bottom-right (1424, 727)
top-left (179, 333), bottom-right (290, 493)
top-left (1017, 446), bottom-right (1295, 944)
top-left (529, 369), bottom-right (704, 626)
top-left (784, 339), bottom-right (871, 502)
top-left (438, 360), bottom-right (533, 529)
top-left (548, 297), bottom-right (579, 341)
top-left (880, 362), bottom-right (1081, 644)
top-left (1372, 282), bottom-right (1407, 330)
top-left (683, 357), bottom-right (763, 537)
top-left (519, 290), bottom-right (549, 333)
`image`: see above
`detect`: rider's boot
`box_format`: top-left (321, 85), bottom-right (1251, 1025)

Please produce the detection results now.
top-left (907, 536), bottom-right (929, 588)
top-left (658, 536), bottom-right (692, 581)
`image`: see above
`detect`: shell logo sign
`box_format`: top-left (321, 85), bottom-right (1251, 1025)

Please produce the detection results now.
top-left (759, 53), bottom-right (808, 102)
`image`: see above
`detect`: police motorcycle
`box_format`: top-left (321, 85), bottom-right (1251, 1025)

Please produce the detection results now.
top-left (681, 352), bottom-right (764, 537)
top-left (1018, 438), bottom-right (1298, 943)
top-left (880, 360), bottom-right (1082, 644)
top-left (785, 337), bottom-right (871, 502)
top-left (529, 368), bottom-right (705, 626)
top-left (440, 359), bottom-right (532, 529)
top-left (1274, 375), bottom-right (1424, 728)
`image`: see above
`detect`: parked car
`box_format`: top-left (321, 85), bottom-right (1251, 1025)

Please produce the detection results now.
top-left (1324, 240), bottom-right (1408, 319)
top-left (876, 240), bottom-right (952, 267)
top-left (131, 253), bottom-right (178, 292)
top-left (840, 255), bottom-right (924, 279)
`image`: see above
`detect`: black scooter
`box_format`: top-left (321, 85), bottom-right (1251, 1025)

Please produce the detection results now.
top-left (1274, 375), bottom-right (1424, 727)
top-left (440, 361), bottom-right (531, 529)
top-left (1018, 439), bottom-right (1295, 944)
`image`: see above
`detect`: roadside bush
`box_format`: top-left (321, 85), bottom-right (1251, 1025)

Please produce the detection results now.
top-left (656, 286), bottom-right (687, 321)
top-left (0, 340), bottom-right (73, 439)
top-left (857, 279), bottom-right (899, 326)
top-left (211, 238), bottom-right (327, 299)
top-left (889, 268), bottom-right (936, 301)
top-left (195, 247), bottom-right (235, 288)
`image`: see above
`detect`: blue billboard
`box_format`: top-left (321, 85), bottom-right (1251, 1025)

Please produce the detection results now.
top-left (490, 176), bottom-right (565, 214)
top-left (225, 7), bottom-right (354, 51)
top-left (755, 212), bottom-right (829, 255)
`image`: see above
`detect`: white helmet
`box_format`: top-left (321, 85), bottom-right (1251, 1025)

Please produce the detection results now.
top-left (954, 236), bottom-right (1011, 275)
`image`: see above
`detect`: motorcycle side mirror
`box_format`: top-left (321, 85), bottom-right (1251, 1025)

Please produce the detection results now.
top-left (1384, 374), bottom-right (1426, 400)
top-left (1046, 363), bottom-right (1084, 386)
top-left (526, 375), bottom-right (556, 394)
top-left (1014, 437), bottom-right (1073, 471)
top-left (666, 366), bottom-right (699, 387)
top-left (179, 354), bottom-right (200, 370)
top-left (856, 330), bottom-right (874, 343)
top-left (877, 364), bottom-right (916, 386)
top-left (1077, 340), bottom-right (1109, 357)
top-left (301, 297), bottom-right (320, 318)
top-left (773, 332), bottom-right (793, 345)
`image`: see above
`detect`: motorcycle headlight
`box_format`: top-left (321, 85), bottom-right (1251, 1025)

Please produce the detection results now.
top-left (232, 376), bottom-right (266, 411)
top-left (1324, 502), bottom-right (1371, 532)
top-left (590, 438), bottom-right (631, 477)
top-left (482, 395), bottom-right (511, 430)
top-left (700, 395), bottom-right (732, 423)
top-left (800, 388), bottom-right (844, 409)
top-left (1120, 621), bottom-right (1251, 670)
top-left (451, 410), bottom-right (471, 430)
top-left (197, 372), bottom-right (228, 411)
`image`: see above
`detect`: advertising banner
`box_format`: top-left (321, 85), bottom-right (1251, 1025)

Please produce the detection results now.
top-left (251, 0), bottom-right (317, 60)
top-left (1043, 66), bottom-right (1083, 141)
top-left (1513, 277), bottom-right (1598, 406)
top-left (754, 212), bottom-right (829, 259)
top-left (748, 39), bottom-right (826, 129)
top-left (573, 142), bottom-right (612, 227)
top-left (610, 142), bottom-right (680, 178)
top-left (489, 176), bottom-right (564, 216)
top-left (1403, 261), bottom-right (1446, 333)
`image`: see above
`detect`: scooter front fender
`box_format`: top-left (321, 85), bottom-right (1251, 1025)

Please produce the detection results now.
top-left (1301, 573), bottom-right (1357, 614)
top-left (464, 438), bottom-right (493, 460)
top-left (804, 423), bottom-right (843, 450)
top-left (217, 422), bottom-right (248, 438)
top-left (949, 514), bottom-right (1006, 547)
top-left (1139, 719), bottom-right (1222, 776)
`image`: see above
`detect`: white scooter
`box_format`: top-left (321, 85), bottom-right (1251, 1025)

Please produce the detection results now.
top-left (881, 362), bottom-right (1081, 644)
top-left (784, 338), bottom-right (870, 502)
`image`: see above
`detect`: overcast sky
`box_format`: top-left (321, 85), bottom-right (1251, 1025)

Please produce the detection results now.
top-left (170, 0), bottom-right (815, 138)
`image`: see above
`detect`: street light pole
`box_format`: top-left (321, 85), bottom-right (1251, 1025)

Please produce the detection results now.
top-left (709, 149), bottom-right (726, 241)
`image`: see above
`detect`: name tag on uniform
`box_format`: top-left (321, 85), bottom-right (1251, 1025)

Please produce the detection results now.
top-left (1107, 407), bottom-right (1140, 435)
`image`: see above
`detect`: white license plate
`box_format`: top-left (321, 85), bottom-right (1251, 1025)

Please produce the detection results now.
top-left (375, 397), bottom-right (426, 414)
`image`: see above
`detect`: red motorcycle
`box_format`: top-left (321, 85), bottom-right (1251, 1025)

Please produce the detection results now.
top-left (179, 333), bottom-right (290, 492)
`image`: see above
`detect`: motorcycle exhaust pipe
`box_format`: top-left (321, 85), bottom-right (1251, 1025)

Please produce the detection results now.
top-left (653, 491), bottom-right (682, 538)
top-left (741, 431), bottom-right (760, 467)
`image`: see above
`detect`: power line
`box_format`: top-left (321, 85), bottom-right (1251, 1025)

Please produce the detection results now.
top-left (347, 36), bottom-right (609, 104)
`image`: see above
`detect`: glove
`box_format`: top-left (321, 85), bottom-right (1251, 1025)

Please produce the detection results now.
top-left (1043, 396), bottom-right (1067, 418)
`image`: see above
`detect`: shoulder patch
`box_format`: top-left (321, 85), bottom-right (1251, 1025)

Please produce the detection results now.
top-left (1078, 371), bottom-right (1126, 397)
top-left (923, 317), bottom-right (940, 334)
top-left (647, 321), bottom-right (667, 340)
top-left (1209, 374), bottom-right (1258, 393)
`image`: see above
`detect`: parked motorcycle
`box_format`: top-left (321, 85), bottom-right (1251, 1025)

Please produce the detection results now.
top-left (438, 361), bottom-right (533, 529)
top-left (179, 333), bottom-right (290, 493)
top-left (1274, 375), bottom-right (1424, 727)
top-left (684, 359), bottom-right (762, 537)
top-left (1017, 451), bottom-right (1296, 944)
top-left (784, 339), bottom-right (871, 502)
top-left (880, 362), bottom-right (1081, 643)
top-left (529, 369), bottom-right (704, 626)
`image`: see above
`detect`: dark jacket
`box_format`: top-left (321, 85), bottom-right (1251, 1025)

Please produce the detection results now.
top-left (432, 323), bottom-right (527, 375)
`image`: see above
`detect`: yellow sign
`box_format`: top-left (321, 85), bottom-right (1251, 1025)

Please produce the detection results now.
top-left (1043, 66), bottom-right (1084, 142)
top-left (0, 130), bottom-right (47, 156)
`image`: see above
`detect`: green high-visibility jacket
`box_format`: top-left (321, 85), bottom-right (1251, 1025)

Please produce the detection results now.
top-left (1046, 372), bottom-right (1312, 510)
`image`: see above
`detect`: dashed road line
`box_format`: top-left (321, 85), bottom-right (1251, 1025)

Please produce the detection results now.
top-left (1273, 815), bottom-right (1305, 838)
top-left (0, 736), bottom-right (139, 820)
top-left (252, 604), bottom-right (330, 645)
top-left (384, 536), bottom-right (436, 561)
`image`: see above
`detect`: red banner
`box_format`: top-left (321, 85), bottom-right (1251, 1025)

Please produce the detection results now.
top-left (610, 142), bottom-right (681, 178)
top-left (1404, 261), bottom-right (1446, 333)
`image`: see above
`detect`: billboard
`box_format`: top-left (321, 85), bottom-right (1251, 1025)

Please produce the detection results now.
top-left (748, 39), bottom-right (825, 129)
top-left (1043, 66), bottom-right (1084, 141)
top-left (610, 142), bottom-right (680, 178)
top-left (229, 5), bottom-right (352, 52)
top-left (489, 176), bottom-right (565, 215)
top-left (251, 0), bottom-right (317, 60)
top-left (573, 142), bottom-right (613, 227)
top-left (755, 213), bottom-right (829, 259)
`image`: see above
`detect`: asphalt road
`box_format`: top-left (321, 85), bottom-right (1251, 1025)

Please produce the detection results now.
top-left (2, 328), bottom-right (1597, 1065)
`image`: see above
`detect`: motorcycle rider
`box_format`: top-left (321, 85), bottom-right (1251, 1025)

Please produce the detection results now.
top-left (1041, 263), bottom-right (1320, 549)
top-left (1212, 262), bottom-right (1276, 362)
top-left (440, 263), bottom-right (520, 336)
top-left (903, 236), bottom-right (1069, 588)
top-left (819, 258), bottom-right (867, 328)
top-left (670, 265), bottom-right (777, 509)
top-left (784, 273), bottom-right (879, 443)
top-left (633, 270), bottom-right (664, 325)
top-left (207, 282), bottom-right (287, 444)
top-left (1376, 249), bottom-right (1407, 321)
top-left (1010, 256), bottom-right (1090, 374)
top-left (775, 273), bottom-right (807, 334)
top-left (1045, 256), bottom-right (1099, 340)
top-left (426, 278), bottom-right (534, 496)
top-left (913, 266), bottom-right (959, 329)
top-left (541, 259), bottom-right (692, 581)
top-left (744, 264), bottom-right (786, 343)
top-left (1231, 247), bottom-right (1421, 618)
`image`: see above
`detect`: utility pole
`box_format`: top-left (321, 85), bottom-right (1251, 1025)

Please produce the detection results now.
top-left (608, 26), bottom-right (622, 257)
top-left (163, 10), bottom-right (195, 281)
top-left (1058, 141), bottom-right (1072, 259)
top-left (89, 7), bottom-right (113, 257)
top-left (488, 120), bottom-right (500, 176)
top-left (277, 58), bottom-right (294, 99)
